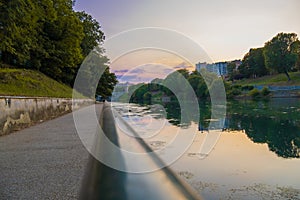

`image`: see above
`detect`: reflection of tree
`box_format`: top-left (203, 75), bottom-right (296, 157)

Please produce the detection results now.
top-left (163, 102), bottom-right (180, 125)
top-left (163, 101), bottom-right (212, 128)
top-left (227, 100), bottom-right (300, 158)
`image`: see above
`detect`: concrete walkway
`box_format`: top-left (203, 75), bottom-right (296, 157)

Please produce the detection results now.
top-left (0, 105), bottom-right (101, 200)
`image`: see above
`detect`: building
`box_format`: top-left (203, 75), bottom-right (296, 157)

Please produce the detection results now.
top-left (195, 62), bottom-right (228, 77)
top-left (195, 62), bottom-right (208, 72)
top-left (215, 62), bottom-right (227, 76)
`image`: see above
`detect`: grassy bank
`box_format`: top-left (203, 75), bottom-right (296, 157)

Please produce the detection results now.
top-left (0, 68), bottom-right (77, 98)
top-left (235, 72), bottom-right (300, 86)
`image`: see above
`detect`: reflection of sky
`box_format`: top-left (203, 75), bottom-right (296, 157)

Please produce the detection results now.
top-left (172, 131), bottom-right (300, 198)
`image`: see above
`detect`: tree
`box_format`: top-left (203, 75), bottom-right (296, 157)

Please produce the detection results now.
top-left (0, 0), bottom-right (38, 65)
top-left (291, 40), bottom-right (300, 70)
top-left (226, 62), bottom-right (236, 80)
top-left (76, 11), bottom-right (104, 57)
top-left (75, 46), bottom-right (117, 98)
top-left (264, 32), bottom-right (299, 81)
top-left (37, 0), bottom-right (84, 84)
top-left (96, 67), bottom-right (118, 98)
top-left (239, 48), bottom-right (268, 78)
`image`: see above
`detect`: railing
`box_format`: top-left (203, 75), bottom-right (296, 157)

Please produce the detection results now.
top-left (80, 102), bottom-right (202, 200)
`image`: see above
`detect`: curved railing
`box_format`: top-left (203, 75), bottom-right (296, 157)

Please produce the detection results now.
top-left (80, 102), bottom-right (202, 200)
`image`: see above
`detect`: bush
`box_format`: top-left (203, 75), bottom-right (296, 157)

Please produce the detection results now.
top-left (249, 88), bottom-right (260, 98)
top-left (226, 86), bottom-right (242, 99)
top-left (231, 88), bottom-right (242, 95)
top-left (242, 85), bottom-right (254, 91)
top-left (232, 84), bottom-right (242, 89)
top-left (261, 87), bottom-right (271, 96)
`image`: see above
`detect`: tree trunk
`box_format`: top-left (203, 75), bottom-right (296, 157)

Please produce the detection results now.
top-left (284, 70), bottom-right (291, 81)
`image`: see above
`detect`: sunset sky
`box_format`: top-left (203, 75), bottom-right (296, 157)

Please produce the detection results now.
top-left (74, 0), bottom-right (300, 83)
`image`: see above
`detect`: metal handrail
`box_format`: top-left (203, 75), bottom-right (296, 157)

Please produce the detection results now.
top-left (80, 102), bottom-right (202, 200)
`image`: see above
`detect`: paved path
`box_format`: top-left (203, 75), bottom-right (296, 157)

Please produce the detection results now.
top-left (0, 104), bottom-right (101, 200)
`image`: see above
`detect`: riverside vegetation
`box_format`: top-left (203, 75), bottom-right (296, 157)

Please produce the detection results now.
top-left (0, 0), bottom-right (117, 98)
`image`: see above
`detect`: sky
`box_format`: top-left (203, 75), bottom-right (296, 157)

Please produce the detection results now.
top-left (74, 0), bottom-right (300, 83)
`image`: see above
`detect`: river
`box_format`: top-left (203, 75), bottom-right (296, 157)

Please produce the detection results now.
top-left (112, 98), bottom-right (300, 200)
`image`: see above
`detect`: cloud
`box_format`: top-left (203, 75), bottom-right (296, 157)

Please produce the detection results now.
top-left (173, 62), bottom-right (193, 69)
top-left (117, 63), bottom-right (175, 83)
top-left (113, 69), bottom-right (129, 73)
top-left (113, 69), bottom-right (129, 76)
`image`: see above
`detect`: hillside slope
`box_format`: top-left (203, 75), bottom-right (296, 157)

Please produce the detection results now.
top-left (0, 68), bottom-right (76, 98)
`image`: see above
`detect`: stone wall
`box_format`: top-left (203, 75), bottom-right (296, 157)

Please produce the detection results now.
top-left (0, 97), bottom-right (93, 136)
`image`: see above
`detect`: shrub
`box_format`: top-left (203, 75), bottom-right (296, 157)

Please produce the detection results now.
top-left (232, 84), bottom-right (242, 89)
top-left (231, 88), bottom-right (242, 95)
top-left (242, 85), bottom-right (254, 91)
top-left (249, 88), bottom-right (260, 98)
top-left (226, 86), bottom-right (242, 99)
top-left (261, 87), bottom-right (271, 96)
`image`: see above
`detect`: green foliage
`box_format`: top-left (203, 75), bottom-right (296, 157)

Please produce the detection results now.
top-left (76, 11), bottom-right (104, 57)
top-left (236, 71), bottom-right (300, 86)
top-left (0, 0), bottom-right (38, 65)
top-left (291, 40), bottom-right (300, 70)
top-left (0, 68), bottom-right (82, 97)
top-left (241, 85), bottom-right (254, 91)
top-left (128, 69), bottom-right (240, 103)
top-left (249, 88), bottom-right (260, 98)
top-left (0, 0), bottom-right (116, 91)
top-left (96, 67), bottom-right (118, 98)
top-left (264, 32), bottom-right (299, 81)
top-left (232, 84), bottom-right (242, 89)
top-left (75, 47), bottom-right (117, 98)
top-left (239, 48), bottom-right (268, 78)
top-left (143, 92), bottom-right (152, 104)
top-left (261, 87), bottom-right (271, 96)
top-left (187, 72), bottom-right (208, 98)
top-left (225, 83), bottom-right (242, 99)
top-left (227, 61), bottom-right (237, 80)
top-left (231, 88), bottom-right (242, 96)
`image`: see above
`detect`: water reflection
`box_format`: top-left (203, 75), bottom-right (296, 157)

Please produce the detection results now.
top-left (129, 98), bottom-right (300, 159)
top-left (113, 99), bottom-right (300, 199)
top-left (227, 99), bottom-right (300, 158)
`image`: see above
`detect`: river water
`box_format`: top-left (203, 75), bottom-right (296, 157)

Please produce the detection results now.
top-left (112, 98), bottom-right (300, 200)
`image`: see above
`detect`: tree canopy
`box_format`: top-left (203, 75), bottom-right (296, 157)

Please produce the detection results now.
top-left (239, 48), bottom-right (268, 78)
top-left (0, 0), bottom-right (117, 97)
top-left (263, 32), bottom-right (299, 81)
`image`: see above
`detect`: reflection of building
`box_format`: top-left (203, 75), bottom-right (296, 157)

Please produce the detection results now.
top-left (195, 62), bottom-right (228, 76)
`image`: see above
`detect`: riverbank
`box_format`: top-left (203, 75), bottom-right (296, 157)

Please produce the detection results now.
top-left (232, 86), bottom-right (300, 100)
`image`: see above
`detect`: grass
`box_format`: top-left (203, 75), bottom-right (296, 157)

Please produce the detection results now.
top-left (0, 68), bottom-right (81, 98)
top-left (235, 72), bottom-right (300, 86)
